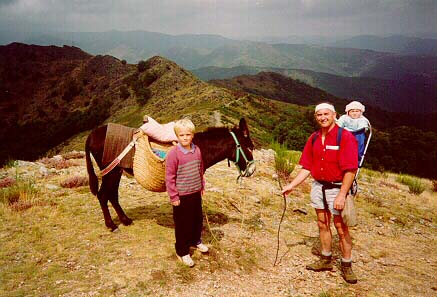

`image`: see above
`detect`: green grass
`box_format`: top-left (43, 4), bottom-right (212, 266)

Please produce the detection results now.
top-left (270, 141), bottom-right (300, 178)
top-left (396, 174), bottom-right (426, 195)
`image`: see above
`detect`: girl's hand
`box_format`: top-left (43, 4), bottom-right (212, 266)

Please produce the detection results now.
top-left (172, 200), bottom-right (180, 206)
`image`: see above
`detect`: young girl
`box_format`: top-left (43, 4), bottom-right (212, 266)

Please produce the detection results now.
top-left (337, 101), bottom-right (370, 165)
top-left (165, 118), bottom-right (208, 267)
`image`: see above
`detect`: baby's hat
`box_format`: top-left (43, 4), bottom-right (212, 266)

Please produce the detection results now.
top-left (345, 101), bottom-right (365, 113)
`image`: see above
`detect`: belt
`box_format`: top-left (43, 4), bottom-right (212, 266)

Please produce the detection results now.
top-left (316, 180), bottom-right (342, 210)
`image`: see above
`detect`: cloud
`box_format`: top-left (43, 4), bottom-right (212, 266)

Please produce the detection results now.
top-left (0, 0), bottom-right (435, 37)
top-left (0, 0), bottom-right (17, 7)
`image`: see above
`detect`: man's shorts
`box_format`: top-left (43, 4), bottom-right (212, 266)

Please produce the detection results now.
top-left (310, 180), bottom-right (341, 215)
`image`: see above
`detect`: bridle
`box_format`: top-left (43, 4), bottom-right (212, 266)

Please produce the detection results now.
top-left (229, 131), bottom-right (255, 180)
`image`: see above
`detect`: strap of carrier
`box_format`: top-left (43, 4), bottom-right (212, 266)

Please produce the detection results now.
top-left (316, 180), bottom-right (342, 211)
top-left (101, 139), bottom-right (137, 176)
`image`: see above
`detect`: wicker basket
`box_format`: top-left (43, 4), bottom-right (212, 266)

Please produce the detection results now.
top-left (133, 134), bottom-right (174, 192)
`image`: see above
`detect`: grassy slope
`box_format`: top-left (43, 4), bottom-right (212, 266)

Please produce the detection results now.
top-left (0, 151), bottom-right (436, 296)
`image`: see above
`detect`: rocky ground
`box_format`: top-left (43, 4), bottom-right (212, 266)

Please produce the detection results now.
top-left (1, 150), bottom-right (436, 297)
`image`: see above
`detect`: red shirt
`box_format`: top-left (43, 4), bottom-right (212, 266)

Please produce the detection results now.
top-left (299, 125), bottom-right (358, 182)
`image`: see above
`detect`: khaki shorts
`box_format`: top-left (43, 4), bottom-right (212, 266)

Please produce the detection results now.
top-left (310, 180), bottom-right (341, 215)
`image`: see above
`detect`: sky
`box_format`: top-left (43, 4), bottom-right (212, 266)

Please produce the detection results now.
top-left (0, 0), bottom-right (436, 38)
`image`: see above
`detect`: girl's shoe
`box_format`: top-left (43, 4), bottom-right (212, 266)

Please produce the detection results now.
top-left (196, 243), bottom-right (209, 253)
top-left (177, 254), bottom-right (195, 267)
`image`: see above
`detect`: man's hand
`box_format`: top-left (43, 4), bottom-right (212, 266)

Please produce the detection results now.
top-left (334, 192), bottom-right (347, 210)
top-left (281, 183), bottom-right (294, 196)
top-left (171, 200), bottom-right (180, 206)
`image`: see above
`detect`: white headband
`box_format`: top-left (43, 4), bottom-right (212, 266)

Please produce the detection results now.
top-left (315, 103), bottom-right (336, 113)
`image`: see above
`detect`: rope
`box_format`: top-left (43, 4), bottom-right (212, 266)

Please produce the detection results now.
top-left (204, 205), bottom-right (220, 244)
top-left (273, 175), bottom-right (287, 267)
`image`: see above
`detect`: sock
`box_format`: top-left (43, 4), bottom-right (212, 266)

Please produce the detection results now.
top-left (321, 251), bottom-right (332, 257)
top-left (342, 257), bottom-right (352, 263)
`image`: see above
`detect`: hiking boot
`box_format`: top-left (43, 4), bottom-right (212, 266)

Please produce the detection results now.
top-left (341, 261), bottom-right (358, 284)
top-left (306, 254), bottom-right (333, 271)
top-left (177, 254), bottom-right (195, 267)
top-left (196, 243), bottom-right (209, 253)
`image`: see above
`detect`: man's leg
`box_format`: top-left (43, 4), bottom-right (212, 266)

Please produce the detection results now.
top-left (334, 215), bottom-right (357, 284)
top-left (333, 215), bottom-right (352, 258)
top-left (317, 209), bottom-right (332, 253)
top-left (307, 209), bottom-right (333, 271)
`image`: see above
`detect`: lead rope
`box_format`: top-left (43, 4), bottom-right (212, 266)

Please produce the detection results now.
top-left (273, 173), bottom-right (287, 267)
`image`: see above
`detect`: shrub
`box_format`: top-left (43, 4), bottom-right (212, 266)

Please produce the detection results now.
top-left (136, 88), bottom-right (152, 105)
top-left (141, 71), bottom-right (158, 87)
top-left (62, 80), bottom-right (82, 102)
top-left (38, 157), bottom-right (76, 170)
top-left (432, 180), bottom-right (437, 192)
top-left (138, 60), bottom-right (147, 72)
top-left (397, 174), bottom-right (426, 195)
top-left (119, 85), bottom-right (130, 99)
top-left (0, 179), bottom-right (37, 206)
top-left (121, 59), bottom-right (127, 65)
top-left (0, 177), bottom-right (16, 189)
top-left (271, 141), bottom-right (298, 179)
top-left (60, 176), bottom-right (89, 188)
top-left (61, 151), bottom-right (85, 160)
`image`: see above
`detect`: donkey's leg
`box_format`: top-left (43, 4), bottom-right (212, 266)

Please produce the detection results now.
top-left (106, 168), bottom-right (133, 226)
top-left (97, 176), bottom-right (117, 231)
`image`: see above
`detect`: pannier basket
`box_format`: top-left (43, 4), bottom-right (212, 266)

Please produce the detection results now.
top-left (133, 134), bottom-right (174, 192)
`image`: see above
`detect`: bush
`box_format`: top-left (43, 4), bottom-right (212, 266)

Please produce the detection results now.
top-left (61, 151), bottom-right (85, 160)
top-left (141, 71), bottom-right (158, 87)
top-left (136, 88), bottom-right (152, 105)
top-left (396, 175), bottom-right (426, 195)
top-left (138, 60), bottom-right (147, 72)
top-left (38, 157), bottom-right (76, 170)
top-left (121, 59), bottom-right (127, 65)
top-left (119, 85), bottom-right (130, 99)
top-left (0, 179), bottom-right (37, 206)
top-left (432, 180), bottom-right (437, 192)
top-left (60, 176), bottom-right (89, 188)
top-left (271, 141), bottom-right (298, 179)
top-left (62, 80), bottom-right (82, 102)
top-left (0, 177), bottom-right (16, 189)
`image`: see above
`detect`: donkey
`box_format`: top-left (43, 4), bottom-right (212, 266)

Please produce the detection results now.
top-left (85, 118), bottom-right (256, 231)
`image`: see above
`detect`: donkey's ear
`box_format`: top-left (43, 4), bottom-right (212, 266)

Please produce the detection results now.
top-left (239, 118), bottom-right (250, 137)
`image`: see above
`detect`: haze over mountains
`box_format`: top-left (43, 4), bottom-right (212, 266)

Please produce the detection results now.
top-left (1, 30), bottom-right (436, 77)
top-left (192, 66), bottom-right (437, 114)
top-left (2, 30), bottom-right (436, 115)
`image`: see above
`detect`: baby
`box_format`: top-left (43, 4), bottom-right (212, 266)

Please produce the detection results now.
top-left (337, 101), bottom-right (370, 165)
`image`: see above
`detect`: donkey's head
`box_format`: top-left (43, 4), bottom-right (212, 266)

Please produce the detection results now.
top-left (228, 118), bottom-right (256, 178)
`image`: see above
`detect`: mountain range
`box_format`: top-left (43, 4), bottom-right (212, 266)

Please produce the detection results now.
top-left (2, 30), bottom-right (436, 80)
top-left (1, 43), bottom-right (435, 178)
top-left (192, 66), bottom-right (437, 114)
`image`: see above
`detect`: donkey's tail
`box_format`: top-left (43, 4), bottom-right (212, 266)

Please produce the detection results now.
top-left (85, 134), bottom-right (99, 196)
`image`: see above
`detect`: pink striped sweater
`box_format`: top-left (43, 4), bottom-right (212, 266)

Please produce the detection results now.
top-left (165, 143), bottom-right (204, 202)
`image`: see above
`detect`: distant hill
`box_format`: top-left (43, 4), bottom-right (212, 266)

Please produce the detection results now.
top-left (286, 69), bottom-right (437, 114)
top-left (330, 35), bottom-right (437, 56)
top-left (193, 66), bottom-right (437, 114)
top-left (2, 30), bottom-right (436, 80)
top-left (209, 71), bottom-right (436, 132)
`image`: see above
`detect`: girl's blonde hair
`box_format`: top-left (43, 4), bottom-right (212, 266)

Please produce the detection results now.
top-left (174, 118), bottom-right (195, 134)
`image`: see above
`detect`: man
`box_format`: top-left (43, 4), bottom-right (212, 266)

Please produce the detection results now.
top-left (282, 102), bottom-right (358, 284)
